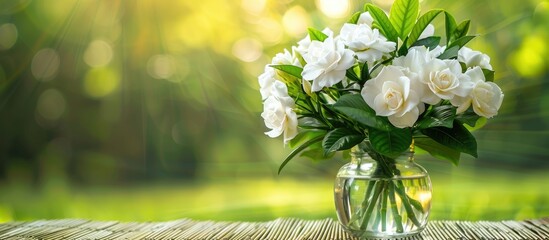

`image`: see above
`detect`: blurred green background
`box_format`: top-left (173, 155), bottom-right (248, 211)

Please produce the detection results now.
top-left (0, 0), bottom-right (548, 223)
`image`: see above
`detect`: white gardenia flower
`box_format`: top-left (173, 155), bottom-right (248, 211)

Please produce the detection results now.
top-left (258, 66), bottom-right (277, 100)
top-left (339, 23), bottom-right (396, 63)
top-left (458, 47), bottom-right (493, 70)
top-left (357, 12), bottom-right (374, 26)
top-left (361, 66), bottom-right (422, 128)
top-left (272, 48), bottom-right (301, 67)
top-left (295, 28), bottom-right (334, 58)
top-left (422, 59), bottom-right (473, 103)
top-left (301, 36), bottom-right (355, 92)
top-left (261, 80), bottom-right (298, 143)
top-left (451, 67), bottom-right (503, 117)
top-left (392, 46), bottom-right (434, 104)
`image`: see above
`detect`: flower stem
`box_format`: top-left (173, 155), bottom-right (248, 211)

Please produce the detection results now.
top-left (393, 180), bottom-right (422, 227)
top-left (360, 180), bottom-right (385, 230)
top-left (388, 182), bottom-right (404, 233)
top-left (380, 183), bottom-right (388, 232)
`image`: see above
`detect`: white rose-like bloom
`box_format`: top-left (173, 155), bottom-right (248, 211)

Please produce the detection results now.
top-left (422, 59), bottom-right (473, 103)
top-left (451, 67), bottom-right (503, 117)
top-left (261, 80), bottom-right (298, 143)
top-left (301, 36), bottom-right (355, 92)
top-left (361, 66), bottom-right (422, 128)
top-left (339, 23), bottom-right (396, 63)
top-left (458, 47), bottom-right (493, 70)
top-left (272, 48), bottom-right (301, 67)
top-left (357, 12), bottom-right (374, 26)
top-left (295, 28), bottom-right (334, 58)
top-left (258, 66), bottom-right (277, 100)
top-left (392, 46), bottom-right (434, 104)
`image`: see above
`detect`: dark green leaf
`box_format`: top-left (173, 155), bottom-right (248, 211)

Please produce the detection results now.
top-left (398, 43), bottom-right (409, 56)
top-left (406, 9), bottom-right (444, 47)
top-left (369, 128), bottom-right (412, 158)
top-left (308, 28), bottom-right (328, 42)
top-left (421, 121), bottom-right (478, 157)
top-left (414, 137), bottom-right (461, 165)
top-left (416, 105), bottom-right (456, 129)
top-left (483, 69), bottom-right (495, 82)
top-left (278, 134), bottom-right (325, 174)
top-left (411, 36), bottom-right (441, 50)
top-left (389, 0), bottom-right (420, 39)
top-left (360, 62), bottom-right (370, 84)
top-left (444, 11), bottom-right (457, 44)
top-left (456, 109), bottom-right (481, 127)
top-left (333, 94), bottom-right (392, 131)
top-left (448, 35), bottom-right (476, 49)
top-left (437, 46), bottom-right (459, 59)
top-left (322, 128), bottom-right (365, 154)
top-left (346, 68), bottom-right (361, 82)
top-left (348, 11), bottom-right (362, 24)
top-left (365, 4), bottom-right (399, 42)
top-left (454, 20), bottom-right (471, 40)
top-left (269, 65), bottom-right (303, 79)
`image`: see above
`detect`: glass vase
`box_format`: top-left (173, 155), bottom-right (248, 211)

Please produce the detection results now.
top-left (334, 142), bottom-right (432, 239)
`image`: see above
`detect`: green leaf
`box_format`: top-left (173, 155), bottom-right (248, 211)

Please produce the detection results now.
top-left (365, 4), bottom-right (399, 42)
top-left (414, 137), bottom-right (461, 165)
top-left (483, 69), bottom-right (495, 82)
top-left (411, 36), bottom-right (441, 50)
top-left (308, 28), bottom-right (328, 42)
top-left (322, 128), bottom-right (365, 154)
top-left (278, 134), bottom-right (325, 174)
top-left (348, 11), bottom-right (362, 24)
top-left (333, 94), bottom-right (392, 131)
top-left (346, 68), bottom-right (361, 82)
top-left (269, 65), bottom-right (303, 79)
top-left (421, 121), bottom-right (478, 158)
top-left (454, 20), bottom-right (471, 40)
top-left (389, 0), bottom-right (420, 40)
top-left (406, 9), bottom-right (444, 47)
top-left (369, 128), bottom-right (412, 158)
top-left (437, 46), bottom-right (459, 59)
top-left (455, 109), bottom-right (481, 127)
top-left (360, 62), bottom-right (370, 84)
top-left (444, 11), bottom-right (457, 44)
top-left (448, 35), bottom-right (476, 49)
top-left (416, 105), bottom-right (456, 129)
top-left (288, 130), bottom-right (326, 148)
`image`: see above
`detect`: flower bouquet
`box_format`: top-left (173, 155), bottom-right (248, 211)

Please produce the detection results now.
top-left (259, 0), bottom-right (503, 238)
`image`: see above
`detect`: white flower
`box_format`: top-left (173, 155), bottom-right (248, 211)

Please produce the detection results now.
top-left (458, 47), bottom-right (493, 70)
top-left (261, 81), bottom-right (298, 143)
top-left (301, 36), bottom-right (355, 92)
top-left (339, 23), bottom-right (396, 63)
top-left (361, 66), bottom-right (422, 128)
top-left (272, 48), bottom-right (301, 67)
top-left (451, 67), bottom-right (503, 117)
top-left (258, 66), bottom-right (277, 100)
top-left (357, 12), bottom-right (374, 26)
top-left (392, 46), bottom-right (434, 104)
top-left (422, 59), bottom-right (473, 103)
top-left (295, 28), bottom-right (334, 58)
top-left (429, 45), bottom-right (446, 58)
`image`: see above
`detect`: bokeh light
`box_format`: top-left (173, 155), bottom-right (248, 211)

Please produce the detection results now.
top-left (31, 48), bottom-right (60, 81)
top-left (316, 0), bottom-right (350, 18)
top-left (282, 6), bottom-right (310, 37)
top-left (36, 89), bottom-right (66, 121)
top-left (0, 23), bottom-right (18, 50)
top-left (83, 67), bottom-right (120, 98)
top-left (147, 54), bottom-right (177, 80)
top-left (83, 40), bottom-right (114, 68)
top-left (232, 38), bottom-right (263, 62)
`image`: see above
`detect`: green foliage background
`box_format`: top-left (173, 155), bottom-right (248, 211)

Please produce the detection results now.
top-left (0, 0), bottom-right (547, 222)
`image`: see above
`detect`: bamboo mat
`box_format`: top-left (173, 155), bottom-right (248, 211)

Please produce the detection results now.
top-left (0, 218), bottom-right (547, 240)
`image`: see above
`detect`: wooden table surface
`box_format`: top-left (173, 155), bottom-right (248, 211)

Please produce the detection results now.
top-left (0, 217), bottom-right (547, 239)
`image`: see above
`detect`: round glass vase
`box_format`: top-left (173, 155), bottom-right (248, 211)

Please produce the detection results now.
top-left (334, 143), bottom-right (432, 239)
